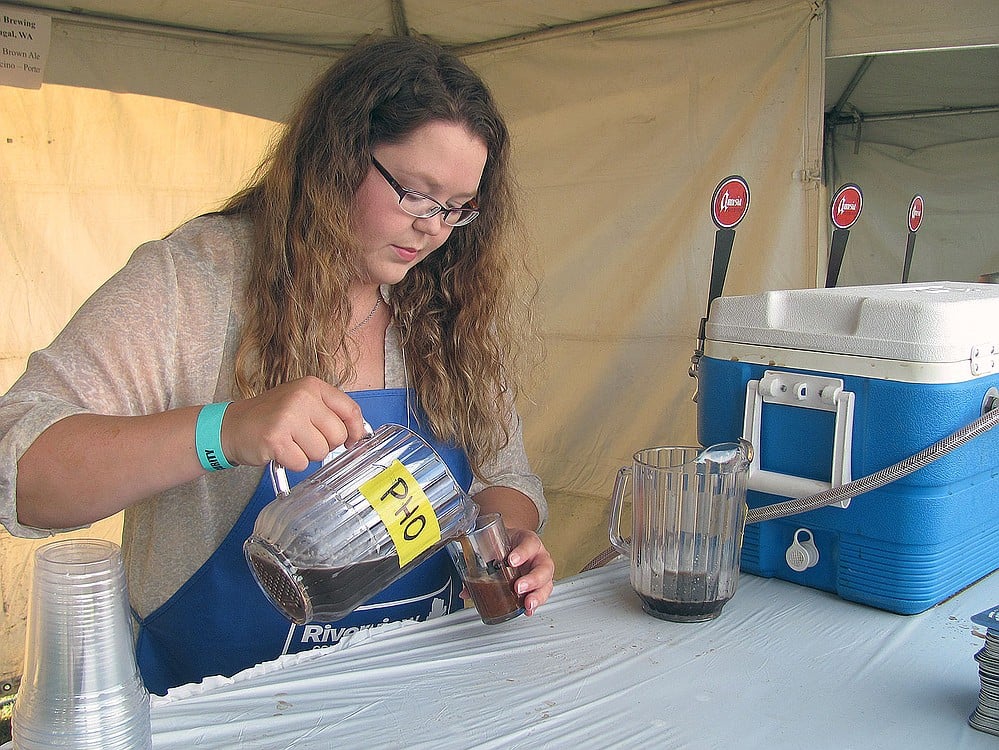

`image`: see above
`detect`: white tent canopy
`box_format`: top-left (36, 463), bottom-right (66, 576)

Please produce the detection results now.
top-left (1, 0), bottom-right (996, 682)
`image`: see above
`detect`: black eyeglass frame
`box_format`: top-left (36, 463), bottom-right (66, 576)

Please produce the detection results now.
top-left (371, 157), bottom-right (480, 227)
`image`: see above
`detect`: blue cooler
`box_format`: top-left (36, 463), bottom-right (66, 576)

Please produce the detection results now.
top-left (696, 282), bottom-right (999, 614)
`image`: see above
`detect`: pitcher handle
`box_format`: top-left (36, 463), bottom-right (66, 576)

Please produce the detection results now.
top-left (269, 420), bottom-right (375, 496)
top-left (608, 466), bottom-right (632, 556)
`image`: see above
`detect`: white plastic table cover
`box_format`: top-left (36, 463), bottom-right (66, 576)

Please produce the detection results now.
top-left (145, 562), bottom-right (998, 749)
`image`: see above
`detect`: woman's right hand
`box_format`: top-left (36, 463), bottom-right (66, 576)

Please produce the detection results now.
top-left (220, 377), bottom-right (369, 472)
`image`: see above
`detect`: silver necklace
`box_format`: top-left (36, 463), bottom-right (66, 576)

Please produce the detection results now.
top-left (348, 294), bottom-right (382, 334)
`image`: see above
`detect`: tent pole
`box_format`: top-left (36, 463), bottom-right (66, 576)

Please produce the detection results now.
top-left (827, 104), bottom-right (999, 128)
top-left (828, 56), bottom-right (874, 117)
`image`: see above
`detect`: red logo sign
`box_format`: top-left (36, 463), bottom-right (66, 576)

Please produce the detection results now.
top-left (908, 195), bottom-right (924, 233)
top-left (711, 176), bottom-right (750, 229)
top-left (830, 184), bottom-right (863, 230)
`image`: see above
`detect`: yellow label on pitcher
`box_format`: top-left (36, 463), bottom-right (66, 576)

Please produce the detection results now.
top-left (359, 459), bottom-right (441, 567)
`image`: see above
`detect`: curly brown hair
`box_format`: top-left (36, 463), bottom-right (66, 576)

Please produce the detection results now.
top-left (221, 35), bottom-right (537, 476)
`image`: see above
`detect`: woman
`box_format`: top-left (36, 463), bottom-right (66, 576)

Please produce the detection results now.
top-left (0, 35), bottom-right (553, 695)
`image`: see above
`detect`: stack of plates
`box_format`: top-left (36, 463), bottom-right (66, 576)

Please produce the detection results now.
top-left (970, 613), bottom-right (999, 736)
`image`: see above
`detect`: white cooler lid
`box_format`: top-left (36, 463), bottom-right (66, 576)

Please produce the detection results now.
top-left (705, 282), bottom-right (999, 364)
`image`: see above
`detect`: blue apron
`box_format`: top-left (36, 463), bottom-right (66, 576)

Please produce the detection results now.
top-left (134, 389), bottom-right (470, 695)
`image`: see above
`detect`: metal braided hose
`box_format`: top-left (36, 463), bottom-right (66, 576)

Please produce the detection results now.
top-left (745, 401), bottom-right (999, 524)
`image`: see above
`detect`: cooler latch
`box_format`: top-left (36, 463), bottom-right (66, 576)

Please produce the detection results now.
top-left (971, 343), bottom-right (998, 377)
top-left (742, 371), bottom-right (855, 509)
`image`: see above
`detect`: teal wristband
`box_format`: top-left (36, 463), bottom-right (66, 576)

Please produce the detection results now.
top-left (196, 402), bottom-right (236, 471)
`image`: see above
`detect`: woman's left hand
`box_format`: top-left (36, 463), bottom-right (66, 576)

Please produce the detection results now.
top-left (507, 529), bottom-right (555, 616)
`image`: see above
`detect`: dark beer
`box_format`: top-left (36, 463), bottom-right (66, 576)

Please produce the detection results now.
top-left (465, 570), bottom-right (524, 624)
top-left (298, 556), bottom-right (403, 621)
top-left (637, 572), bottom-right (729, 622)
top-left (249, 546), bottom-right (404, 624)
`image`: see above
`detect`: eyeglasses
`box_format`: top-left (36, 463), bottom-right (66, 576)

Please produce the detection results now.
top-left (371, 157), bottom-right (480, 227)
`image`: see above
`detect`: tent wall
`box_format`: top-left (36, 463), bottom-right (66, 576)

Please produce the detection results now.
top-left (824, 0), bottom-right (999, 286)
top-left (0, 87), bottom-right (281, 680)
top-left (826, 0), bottom-right (999, 57)
top-left (831, 132), bottom-right (999, 286)
top-left (39, 12), bottom-right (333, 121)
top-left (470, 0), bottom-right (824, 576)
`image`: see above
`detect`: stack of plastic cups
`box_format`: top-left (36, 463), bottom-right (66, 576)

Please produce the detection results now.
top-left (12, 539), bottom-right (151, 749)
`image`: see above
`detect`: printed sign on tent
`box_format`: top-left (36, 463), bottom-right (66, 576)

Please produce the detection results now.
top-left (0, 4), bottom-right (51, 89)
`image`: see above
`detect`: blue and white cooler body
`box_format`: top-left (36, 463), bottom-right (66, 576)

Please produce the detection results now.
top-left (696, 282), bottom-right (999, 614)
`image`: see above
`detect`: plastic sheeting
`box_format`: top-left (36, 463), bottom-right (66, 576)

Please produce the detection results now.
top-left (141, 562), bottom-right (998, 749)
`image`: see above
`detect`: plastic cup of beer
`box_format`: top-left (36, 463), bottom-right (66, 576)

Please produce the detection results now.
top-left (448, 513), bottom-right (525, 625)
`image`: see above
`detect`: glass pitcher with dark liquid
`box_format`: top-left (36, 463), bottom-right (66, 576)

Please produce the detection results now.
top-left (244, 423), bottom-right (478, 624)
top-left (609, 441), bottom-right (751, 622)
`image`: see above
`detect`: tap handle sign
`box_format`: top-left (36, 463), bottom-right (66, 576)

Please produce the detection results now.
top-left (707, 175), bottom-right (750, 311)
top-left (901, 194), bottom-right (923, 283)
top-left (825, 183), bottom-right (863, 288)
top-left (690, 175), bottom-right (750, 399)
top-left (711, 175), bottom-right (751, 230)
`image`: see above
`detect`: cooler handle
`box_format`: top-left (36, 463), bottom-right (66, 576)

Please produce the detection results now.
top-left (742, 371), bottom-right (854, 508)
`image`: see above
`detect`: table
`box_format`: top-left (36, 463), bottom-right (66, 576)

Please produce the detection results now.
top-left (147, 562), bottom-right (998, 749)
